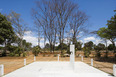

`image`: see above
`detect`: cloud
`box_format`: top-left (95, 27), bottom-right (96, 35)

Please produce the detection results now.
top-left (55, 42), bottom-right (60, 46)
top-left (94, 39), bottom-right (102, 45)
top-left (25, 31), bottom-right (32, 35)
top-left (84, 37), bottom-right (95, 41)
top-left (83, 36), bottom-right (102, 45)
top-left (83, 36), bottom-right (116, 46)
top-left (83, 36), bottom-right (105, 45)
top-left (23, 31), bottom-right (38, 47)
top-left (23, 31), bottom-right (49, 48)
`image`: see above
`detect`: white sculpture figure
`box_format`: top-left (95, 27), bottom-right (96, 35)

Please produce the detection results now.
top-left (70, 44), bottom-right (75, 70)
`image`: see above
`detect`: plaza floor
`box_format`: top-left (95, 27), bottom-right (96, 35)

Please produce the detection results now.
top-left (3, 61), bottom-right (113, 77)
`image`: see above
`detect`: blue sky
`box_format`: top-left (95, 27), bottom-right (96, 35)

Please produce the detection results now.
top-left (0, 0), bottom-right (116, 47)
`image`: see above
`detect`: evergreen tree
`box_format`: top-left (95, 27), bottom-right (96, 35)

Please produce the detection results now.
top-left (0, 13), bottom-right (15, 56)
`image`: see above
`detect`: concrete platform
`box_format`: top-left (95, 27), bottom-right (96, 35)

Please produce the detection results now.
top-left (4, 61), bottom-right (113, 77)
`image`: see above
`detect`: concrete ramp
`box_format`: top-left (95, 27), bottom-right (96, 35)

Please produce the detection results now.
top-left (4, 62), bottom-right (113, 77)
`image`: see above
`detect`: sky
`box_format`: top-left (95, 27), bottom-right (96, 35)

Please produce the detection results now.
top-left (0, 0), bottom-right (116, 47)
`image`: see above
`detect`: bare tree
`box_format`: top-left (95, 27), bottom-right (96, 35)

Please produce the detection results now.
top-left (53, 0), bottom-right (77, 53)
top-left (32, 0), bottom-right (58, 52)
top-left (32, 0), bottom-right (88, 53)
top-left (34, 21), bottom-right (42, 47)
top-left (69, 11), bottom-right (88, 44)
top-left (7, 11), bottom-right (27, 48)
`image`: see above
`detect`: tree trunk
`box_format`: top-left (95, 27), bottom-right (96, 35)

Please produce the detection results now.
top-left (112, 41), bottom-right (116, 53)
top-left (105, 40), bottom-right (108, 58)
top-left (3, 40), bottom-right (7, 56)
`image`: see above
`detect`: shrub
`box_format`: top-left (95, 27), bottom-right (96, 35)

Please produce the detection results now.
top-left (83, 47), bottom-right (91, 58)
top-left (7, 46), bottom-right (23, 57)
top-left (84, 51), bottom-right (89, 58)
top-left (0, 47), bottom-right (3, 50)
top-left (32, 46), bottom-right (41, 56)
top-left (15, 54), bottom-right (19, 57)
top-left (7, 45), bottom-right (17, 53)
top-left (23, 52), bottom-right (27, 57)
top-left (96, 52), bottom-right (101, 58)
top-left (66, 48), bottom-right (71, 54)
top-left (61, 50), bottom-right (65, 57)
top-left (14, 47), bottom-right (22, 56)
top-left (9, 52), bottom-right (15, 57)
top-left (61, 54), bottom-right (65, 57)
top-left (54, 54), bottom-right (57, 57)
top-left (2, 51), bottom-right (7, 56)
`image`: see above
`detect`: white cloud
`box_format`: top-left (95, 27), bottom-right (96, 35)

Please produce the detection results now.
top-left (55, 42), bottom-right (60, 46)
top-left (23, 31), bottom-right (38, 47)
top-left (63, 38), bottom-right (69, 44)
top-left (23, 31), bottom-right (49, 48)
top-left (107, 41), bottom-right (112, 45)
top-left (25, 31), bottom-right (32, 35)
top-left (84, 37), bottom-right (95, 41)
top-left (83, 36), bottom-right (102, 45)
top-left (102, 40), bottom-right (116, 46)
top-left (94, 39), bottom-right (102, 45)
top-left (83, 36), bottom-right (116, 46)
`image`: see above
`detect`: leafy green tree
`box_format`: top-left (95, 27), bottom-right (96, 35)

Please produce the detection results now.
top-left (32, 46), bottom-right (41, 56)
top-left (25, 42), bottom-right (32, 51)
top-left (107, 13), bottom-right (116, 38)
top-left (84, 41), bottom-right (94, 50)
top-left (97, 12), bottom-right (116, 53)
top-left (14, 47), bottom-right (23, 56)
top-left (56, 43), bottom-right (67, 50)
top-left (83, 41), bottom-right (94, 57)
top-left (22, 40), bottom-right (26, 50)
top-left (21, 40), bottom-right (32, 51)
top-left (83, 47), bottom-right (90, 57)
top-left (95, 43), bottom-right (105, 51)
top-left (97, 27), bottom-right (116, 52)
top-left (0, 13), bottom-right (15, 56)
top-left (108, 44), bottom-right (114, 51)
top-left (94, 43), bottom-right (105, 58)
top-left (7, 45), bottom-right (17, 53)
top-left (44, 43), bottom-right (50, 49)
top-left (107, 13), bottom-right (116, 52)
top-left (75, 41), bottom-right (83, 50)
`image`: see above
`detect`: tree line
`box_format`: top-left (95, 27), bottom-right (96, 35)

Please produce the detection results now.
top-left (0, 12), bottom-right (32, 57)
top-left (90, 10), bottom-right (116, 58)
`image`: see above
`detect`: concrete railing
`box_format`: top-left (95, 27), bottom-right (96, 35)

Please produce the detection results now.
top-left (0, 64), bottom-right (4, 76)
top-left (24, 59), bottom-right (26, 66)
